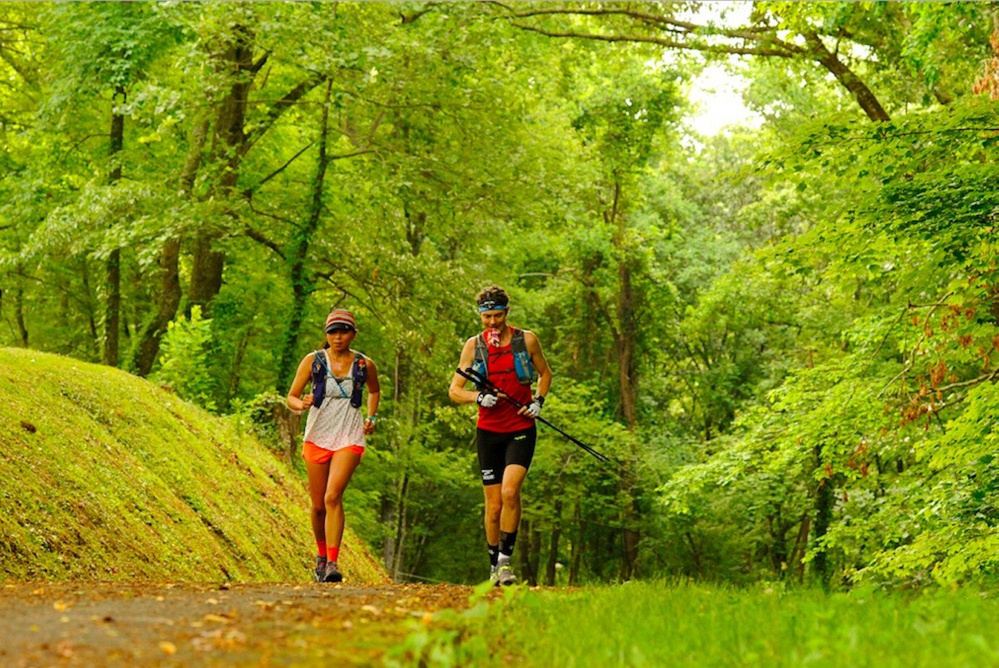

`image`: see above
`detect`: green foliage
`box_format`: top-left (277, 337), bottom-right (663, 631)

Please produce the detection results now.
top-left (386, 581), bottom-right (514, 667)
top-left (154, 306), bottom-right (218, 412)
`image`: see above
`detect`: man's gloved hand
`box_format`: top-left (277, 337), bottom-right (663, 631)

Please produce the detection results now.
top-left (477, 391), bottom-right (498, 408)
top-left (525, 395), bottom-right (545, 418)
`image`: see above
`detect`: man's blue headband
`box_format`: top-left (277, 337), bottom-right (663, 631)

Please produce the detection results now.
top-left (478, 301), bottom-right (509, 313)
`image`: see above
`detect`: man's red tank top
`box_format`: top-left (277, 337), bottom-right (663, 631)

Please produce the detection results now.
top-left (477, 330), bottom-right (534, 433)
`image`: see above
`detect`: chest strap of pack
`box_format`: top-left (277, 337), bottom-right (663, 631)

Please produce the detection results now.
top-left (472, 328), bottom-right (535, 386)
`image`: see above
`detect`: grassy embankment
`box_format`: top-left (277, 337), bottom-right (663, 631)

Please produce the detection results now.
top-left (0, 347), bottom-right (385, 584)
top-left (393, 581), bottom-right (999, 666)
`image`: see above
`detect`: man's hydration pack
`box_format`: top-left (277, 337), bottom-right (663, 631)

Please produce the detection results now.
top-left (310, 351), bottom-right (367, 409)
top-left (472, 328), bottom-right (536, 386)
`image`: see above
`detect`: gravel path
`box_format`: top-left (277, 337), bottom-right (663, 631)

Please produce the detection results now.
top-left (1, 581), bottom-right (481, 666)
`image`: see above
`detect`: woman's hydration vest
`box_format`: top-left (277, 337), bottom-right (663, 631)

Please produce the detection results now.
top-left (471, 328), bottom-right (536, 386)
top-left (311, 351), bottom-right (367, 409)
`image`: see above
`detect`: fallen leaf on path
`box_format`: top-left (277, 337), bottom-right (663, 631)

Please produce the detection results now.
top-left (53, 600), bottom-right (70, 611)
top-left (203, 613), bottom-right (232, 624)
top-left (159, 641), bottom-right (177, 655)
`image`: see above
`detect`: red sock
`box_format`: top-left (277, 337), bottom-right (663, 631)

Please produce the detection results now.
top-left (327, 546), bottom-right (340, 563)
top-left (317, 541), bottom-right (327, 558)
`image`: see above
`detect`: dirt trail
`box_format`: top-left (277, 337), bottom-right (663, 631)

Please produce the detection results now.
top-left (1, 581), bottom-right (482, 666)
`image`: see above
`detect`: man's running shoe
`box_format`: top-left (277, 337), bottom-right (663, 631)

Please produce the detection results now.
top-left (314, 556), bottom-right (327, 583)
top-left (495, 562), bottom-right (517, 587)
top-left (322, 561), bottom-right (343, 583)
top-left (489, 565), bottom-right (500, 586)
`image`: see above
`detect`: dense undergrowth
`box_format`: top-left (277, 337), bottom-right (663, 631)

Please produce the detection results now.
top-left (0, 347), bottom-right (386, 584)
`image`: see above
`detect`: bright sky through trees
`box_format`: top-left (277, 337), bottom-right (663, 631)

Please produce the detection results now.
top-left (687, 63), bottom-right (761, 135)
top-left (684, 2), bottom-right (761, 135)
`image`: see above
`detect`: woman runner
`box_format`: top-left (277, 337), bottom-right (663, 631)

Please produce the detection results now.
top-left (287, 308), bottom-right (380, 583)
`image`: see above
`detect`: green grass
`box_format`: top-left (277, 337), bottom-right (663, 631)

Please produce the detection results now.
top-left (0, 347), bottom-right (386, 584)
top-left (407, 581), bottom-right (999, 667)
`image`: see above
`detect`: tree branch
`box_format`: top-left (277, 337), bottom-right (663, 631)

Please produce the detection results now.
top-left (399, 3), bottom-right (440, 24)
top-left (250, 51), bottom-right (269, 74)
top-left (499, 4), bottom-right (777, 38)
top-left (242, 72), bottom-right (329, 155)
top-left (315, 272), bottom-right (388, 327)
top-left (243, 226), bottom-right (286, 260)
top-left (241, 141), bottom-right (315, 198)
top-left (247, 200), bottom-right (298, 227)
top-left (511, 23), bottom-right (800, 58)
top-left (935, 365), bottom-right (999, 394)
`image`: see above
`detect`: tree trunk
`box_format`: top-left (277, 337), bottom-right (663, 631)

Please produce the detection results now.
top-left (604, 180), bottom-right (639, 428)
top-left (621, 525), bottom-right (640, 581)
top-left (788, 514), bottom-right (811, 583)
top-left (766, 512), bottom-right (790, 575)
top-left (620, 467), bottom-right (641, 581)
top-left (545, 496), bottom-right (563, 586)
top-left (685, 530), bottom-right (703, 576)
top-left (529, 524), bottom-right (542, 585)
top-left (604, 178), bottom-right (642, 580)
top-left (812, 446), bottom-right (835, 589)
top-left (132, 118), bottom-right (208, 376)
top-left (133, 238), bottom-right (182, 376)
top-left (13, 284), bottom-right (28, 347)
top-left (569, 501), bottom-right (582, 585)
top-left (616, 261), bottom-right (638, 428)
top-left (271, 400), bottom-right (300, 464)
top-left (80, 258), bottom-right (98, 355)
top-left (391, 473), bottom-right (410, 581)
top-left (187, 23), bottom-right (255, 314)
top-left (519, 519), bottom-right (542, 586)
top-left (519, 518), bottom-right (534, 584)
top-left (277, 81), bottom-right (333, 391)
top-left (102, 84), bottom-right (125, 367)
top-left (380, 495), bottom-right (398, 577)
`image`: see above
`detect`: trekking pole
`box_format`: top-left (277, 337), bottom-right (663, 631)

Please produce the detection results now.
top-left (456, 367), bottom-right (611, 464)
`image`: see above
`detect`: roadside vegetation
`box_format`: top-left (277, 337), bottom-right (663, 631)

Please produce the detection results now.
top-left (393, 582), bottom-right (999, 666)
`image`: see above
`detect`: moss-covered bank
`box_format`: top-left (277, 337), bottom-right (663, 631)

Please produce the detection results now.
top-left (0, 348), bottom-right (386, 584)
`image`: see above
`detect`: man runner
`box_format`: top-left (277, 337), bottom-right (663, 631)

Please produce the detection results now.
top-left (449, 285), bottom-right (552, 586)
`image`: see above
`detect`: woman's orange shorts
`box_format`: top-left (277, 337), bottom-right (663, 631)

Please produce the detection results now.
top-left (302, 441), bottom-right (364, 465)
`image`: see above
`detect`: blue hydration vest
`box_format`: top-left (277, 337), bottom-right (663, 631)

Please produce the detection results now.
top-left (311, 351), bottom-right (367, 409)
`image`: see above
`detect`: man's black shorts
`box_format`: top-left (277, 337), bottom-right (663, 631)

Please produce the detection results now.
top-left (476, 425), bottom-right (537, 485)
